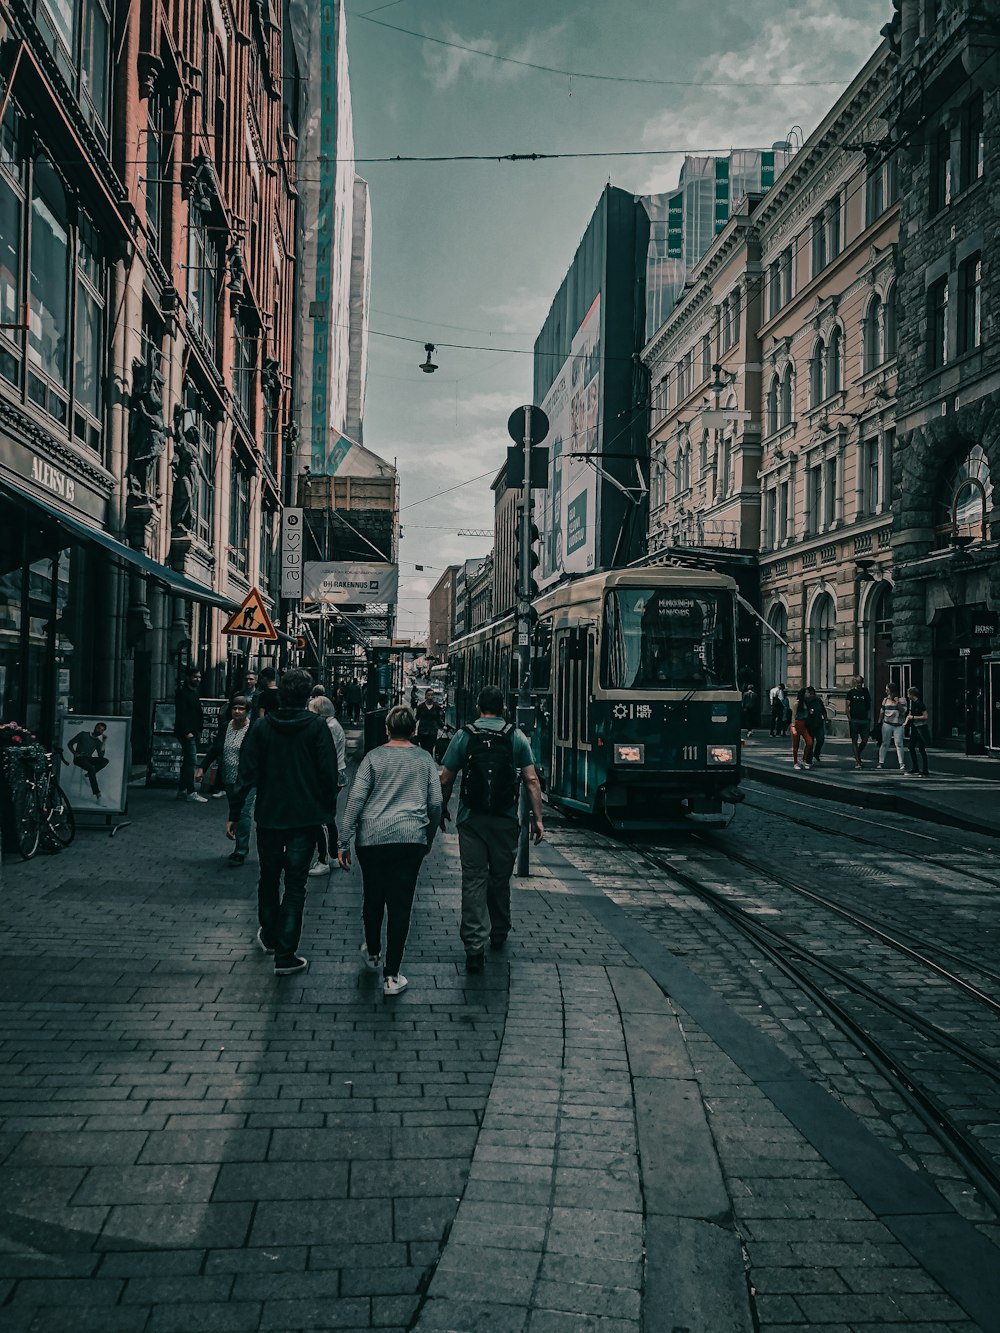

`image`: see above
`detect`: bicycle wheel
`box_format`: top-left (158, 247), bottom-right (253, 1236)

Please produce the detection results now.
top-left (45, 780), bottom-right (75, 847)
top-left (10, 779), bottom-right (40, 860)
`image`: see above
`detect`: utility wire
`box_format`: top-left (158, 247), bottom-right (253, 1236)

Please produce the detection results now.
top-left (355, 14), bottom-right (855, 89)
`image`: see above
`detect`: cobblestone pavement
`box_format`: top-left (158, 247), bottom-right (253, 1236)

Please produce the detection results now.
top-left (1, 785), bottom-right (998, 1330)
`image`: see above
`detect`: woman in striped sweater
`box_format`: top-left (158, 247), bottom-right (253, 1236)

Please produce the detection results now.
top-left (337, 706), bottom-right (442, 997)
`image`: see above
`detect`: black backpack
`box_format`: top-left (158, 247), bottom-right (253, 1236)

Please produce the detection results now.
top-left (461, 723), bottom-right (519, 815)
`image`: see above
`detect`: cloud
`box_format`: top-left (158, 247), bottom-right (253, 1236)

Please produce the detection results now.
top-left (422, 23), bottom-right (568, 92)
top-left (634, 1), bottom-right (888, 196)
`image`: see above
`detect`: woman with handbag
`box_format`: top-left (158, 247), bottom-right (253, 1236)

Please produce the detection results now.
top-left (877, 687), bottom-right (907, 772)
top-left (790, 689), bottom-right (814, 771)
top-left (904, 688), bottom-right (931, 777)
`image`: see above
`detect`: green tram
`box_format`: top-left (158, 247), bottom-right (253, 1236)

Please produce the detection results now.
top-left (446, 566), bottom-right (743, 829)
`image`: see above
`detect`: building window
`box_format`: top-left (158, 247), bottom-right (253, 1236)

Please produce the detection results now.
top-left (927, 276), bottom-right (949, 369)
top-left (720, 434), bottom-right (733, 497)
top-left (824, 456), bottom-right (838, 529)
top-left (810, 340), bottom-right (825, 406)
top-left (863, 438), bottom-right (880, 514)
top-left (35, 0), bottom-right (111, 138)
top-left (807, 462), bottom-right (822, 534)
top-left (810, 197), bottom-right (841, 279)
top-left (809, 593), bottom-right (836, 690)
top-left (0, 109), bottom-right (24, 391)
top-left (935, 443), bottom-right (993, 547)
top-left (768, 246), bottom-right (794, 317)
top-left (187, 206), bottom-right (220, 359)
top-left (233, 315), bottom-right (257, 433)
top-left (863, 296), bottom-right (882, 374)
top-left (957, 252), bottom-right (982, 356)
top-left (826, 326), bottom-right (842, 395)
top-left (259, 507), bottom-right (275, 593)
top-left (766, 375), bottom-right (779, 436)
top-left (865, 151), bottom-right (898, 226)
top-left (929, 124), bottom-right (952, 214)
top-left (959, 91), bottom-right (984, 193)
top-left (884, 285), bottom-right (897, 360)
top-left (73, 214), bottom-right (105, 453)
top-left (701, 334), bottom-right (711, 382)
top-left (699, 431), bottom-right (709, 475)
top-left (228, 461), bottom-right (250, 574)
top-left (764, 487), bottom-right (777, 548)
top-left (780, 366), bottom-right (793, 427)
top-left (185, 381), bottom-right (216, 546)
top-left (778, 480), bottom-right (789, 542)
top-left (27, 154), bottom-right (70, 423)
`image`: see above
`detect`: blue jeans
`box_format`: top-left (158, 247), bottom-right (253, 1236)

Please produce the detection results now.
top-left (227, 784), bottom-right (255, 857)
top-left (256, 826), bottom-right (316, 964)
top-left (178, 736), bottom-right (197, 794)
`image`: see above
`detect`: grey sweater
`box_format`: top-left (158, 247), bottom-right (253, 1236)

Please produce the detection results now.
top-left (338, 743), bottom-right (442, 849)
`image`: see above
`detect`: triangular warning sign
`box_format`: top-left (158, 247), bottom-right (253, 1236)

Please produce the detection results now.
top-left (223, 587), bottom-right (278, 641)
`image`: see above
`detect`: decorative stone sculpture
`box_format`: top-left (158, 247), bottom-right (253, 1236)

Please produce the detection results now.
top-left (170, 406), bottom-right (200, 538)
top-left (127, 355), bottom-right (168, 503)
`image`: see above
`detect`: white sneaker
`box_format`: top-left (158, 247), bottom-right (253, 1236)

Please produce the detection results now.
top-left (360, 941), bottom-right (381, 971)
top-left (210, 790), bottom-right (227, 799)
top-left (185, 792), bottom-right (209, 804)
top-left (308, 861), bottom-right (331, 877)
top-left (793, 762), bottom-right (802, 770)
top-left (383, 973), bottom-right (408, 997)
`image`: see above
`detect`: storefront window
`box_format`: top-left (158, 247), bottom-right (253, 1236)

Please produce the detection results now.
top-left (74, 214), bottom-right (105, 450)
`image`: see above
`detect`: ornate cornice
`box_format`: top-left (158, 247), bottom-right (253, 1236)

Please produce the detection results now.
top-left (0, 398), bottom-right (116, 493)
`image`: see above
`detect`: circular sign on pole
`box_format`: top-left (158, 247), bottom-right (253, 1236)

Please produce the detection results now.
top-left (507, 405), bottom-right (550, 447)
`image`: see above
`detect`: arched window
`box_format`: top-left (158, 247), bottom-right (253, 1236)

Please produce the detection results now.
top-left (681, 444), bottom-right (691, 492)
top-left (780, 366), bottom-right (793, 428)
top-left (827, 325), bottom-right (843, 394)
top-left (765, 603), bottom-right (788, 691)
top-left (699, 431), bottom-right (709, 475)
top-left (935, 444), bottom-right (993, 546)
top-left (808, 593), bottom-right (837, 690)
top-left (810, 340), bottom-right (825, 406)
top-left (863, 295), bottom-right (882, 374)
top-left (884, 284), bottom-right (897, 361)
top-left (766, 376), bottom-right (779, 436)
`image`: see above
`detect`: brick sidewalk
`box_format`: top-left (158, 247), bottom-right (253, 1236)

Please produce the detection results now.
top-left (0, 789), bottom-right (664, 1332)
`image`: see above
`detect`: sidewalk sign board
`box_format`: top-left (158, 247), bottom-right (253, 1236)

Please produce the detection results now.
top-left (57, 714), bottom-right (131, 817)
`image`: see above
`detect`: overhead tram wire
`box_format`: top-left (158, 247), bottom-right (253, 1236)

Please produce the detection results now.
top-left (353, 14), bottom-right (853, 89)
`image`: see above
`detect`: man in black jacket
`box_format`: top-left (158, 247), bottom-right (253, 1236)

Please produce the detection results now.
top-left (174, 666), bottom-right (206, 803)
top-left (227, 668), bottom-right (339, 975)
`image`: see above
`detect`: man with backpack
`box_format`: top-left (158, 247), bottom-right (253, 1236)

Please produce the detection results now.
top-left (439, 685), bottom-right (544, 973)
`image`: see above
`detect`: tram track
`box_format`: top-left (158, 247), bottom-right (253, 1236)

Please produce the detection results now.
top-left (624, 837), bottom-right (1000, 1221)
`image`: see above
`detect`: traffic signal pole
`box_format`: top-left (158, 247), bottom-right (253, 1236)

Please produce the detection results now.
top-left (516, 406), bottom-right (534, 877)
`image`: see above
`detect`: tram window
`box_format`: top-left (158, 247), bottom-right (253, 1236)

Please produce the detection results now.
top-left (557, 638), bottom-right (570, 741)
top-left (533, 622), bottom-right (552, 692)
top-left (602, 588), bottom-right (737, 690)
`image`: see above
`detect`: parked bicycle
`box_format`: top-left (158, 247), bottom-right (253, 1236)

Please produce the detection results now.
top-left (3, 745), bottom-right (75, 860)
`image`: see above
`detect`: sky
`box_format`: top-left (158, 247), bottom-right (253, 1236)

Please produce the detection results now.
top-left (343, 0), bottom-right (893, 640)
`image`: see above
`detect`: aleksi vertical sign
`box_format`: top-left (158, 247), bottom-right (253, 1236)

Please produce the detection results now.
top-left (280, 507), bottom-right (303, 600)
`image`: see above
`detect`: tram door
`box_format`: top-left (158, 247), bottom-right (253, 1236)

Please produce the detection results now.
top-left (553, 628), bottom-right (593, 803)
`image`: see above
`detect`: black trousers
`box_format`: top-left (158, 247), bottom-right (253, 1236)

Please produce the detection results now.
top-left (74, 755), bottom-right (108, 796)
top-left (356, 843), bottom-right (425, 977)
top-left (907, 725), bottom-right (930, 775)
top-left (256, 825), bottom-right (315, 965)
top-left (416, 735), bottom-right (437, 755)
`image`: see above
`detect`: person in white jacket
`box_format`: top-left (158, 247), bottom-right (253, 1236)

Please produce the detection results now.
top-left (307, 695), bottom-right (347, 874)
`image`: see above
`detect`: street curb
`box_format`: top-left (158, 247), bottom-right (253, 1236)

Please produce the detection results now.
top-left (745, 762), bottom-right (1000, 840)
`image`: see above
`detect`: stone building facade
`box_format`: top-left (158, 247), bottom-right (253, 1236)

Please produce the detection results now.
top-left (887, 0), bottom-right (1000, 750)
top-left (427, 565), bottom-right (457, 661)
top-left (643, 194), bottom-right (765, 559)
top-left (754, 46), bottom-right (900, 710)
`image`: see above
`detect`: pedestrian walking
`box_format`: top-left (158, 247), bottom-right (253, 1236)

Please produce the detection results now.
top-left (804, 687), bottom-right (828, 763)
top-left (336, 705), bottom-right (441, 997)
top-left (174, 665), bottom-right (207, 802)
top-left (847, 675), bottom-right (872, 769)
top-left (905, 687), bottom-right (931, 776)
top-left (307, 695), bottom-right (348, 876)
top-left (197, 694), bottom-right (254, 865)
top-left (64, 723), bottom-right (110, 799)
top-left (251, 666), bottom-right (279, 721)
top-left (790, 689), bottom-right (814, 770)
top-left (877, 686), bottom-right (907, 772)
top-left (243, 669), bottom-right (258, 696)
top-left (227, 668), bottom-right (340, 976)
top-left (741, 683), bottom-right (758, 734)
top-left (768, 682), bottom-right (787, 736)
top-left (439, 685), bottom-right (544, 972)
top-left (344, 678), bottom-right (364, 726)
top-left (415, 690), bottom-right (444, 756)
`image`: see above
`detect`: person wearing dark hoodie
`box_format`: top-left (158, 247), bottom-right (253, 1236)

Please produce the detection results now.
top-left (174, 665), bottom-right (206, 802)
top-left (227, 668), bottom-right (340, 975)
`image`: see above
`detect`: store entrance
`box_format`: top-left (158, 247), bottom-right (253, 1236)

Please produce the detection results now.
top-left (932, 603), bottom-right (988, 751)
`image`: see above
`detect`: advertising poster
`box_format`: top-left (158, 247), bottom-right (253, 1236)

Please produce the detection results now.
top-left (539, 294), bottom-right (601, 587)
top-left (58, 715), bottom-right (131, 815)
top-left (303, 561), bottom-right (399, 605)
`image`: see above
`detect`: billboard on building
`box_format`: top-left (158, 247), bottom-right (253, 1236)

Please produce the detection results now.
top-left (303, 561), bottom-right (399, 604)
top-left (539, 295), bottom-right (601, 587)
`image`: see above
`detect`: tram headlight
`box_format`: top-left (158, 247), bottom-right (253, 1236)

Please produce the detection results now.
top-left (613, 743), bottom-right (645, 764)
top-left (708, 746), bottom-right (736, 765)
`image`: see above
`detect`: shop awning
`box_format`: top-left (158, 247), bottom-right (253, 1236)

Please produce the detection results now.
top-left (1, 477), bottom-right (235, 611)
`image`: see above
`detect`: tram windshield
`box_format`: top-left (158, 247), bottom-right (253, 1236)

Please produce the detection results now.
top-left (602, 588), bottom-right (737, 691)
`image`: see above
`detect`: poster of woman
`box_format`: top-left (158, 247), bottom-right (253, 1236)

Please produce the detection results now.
top-left (58, 716), bottom-right (131, 815)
